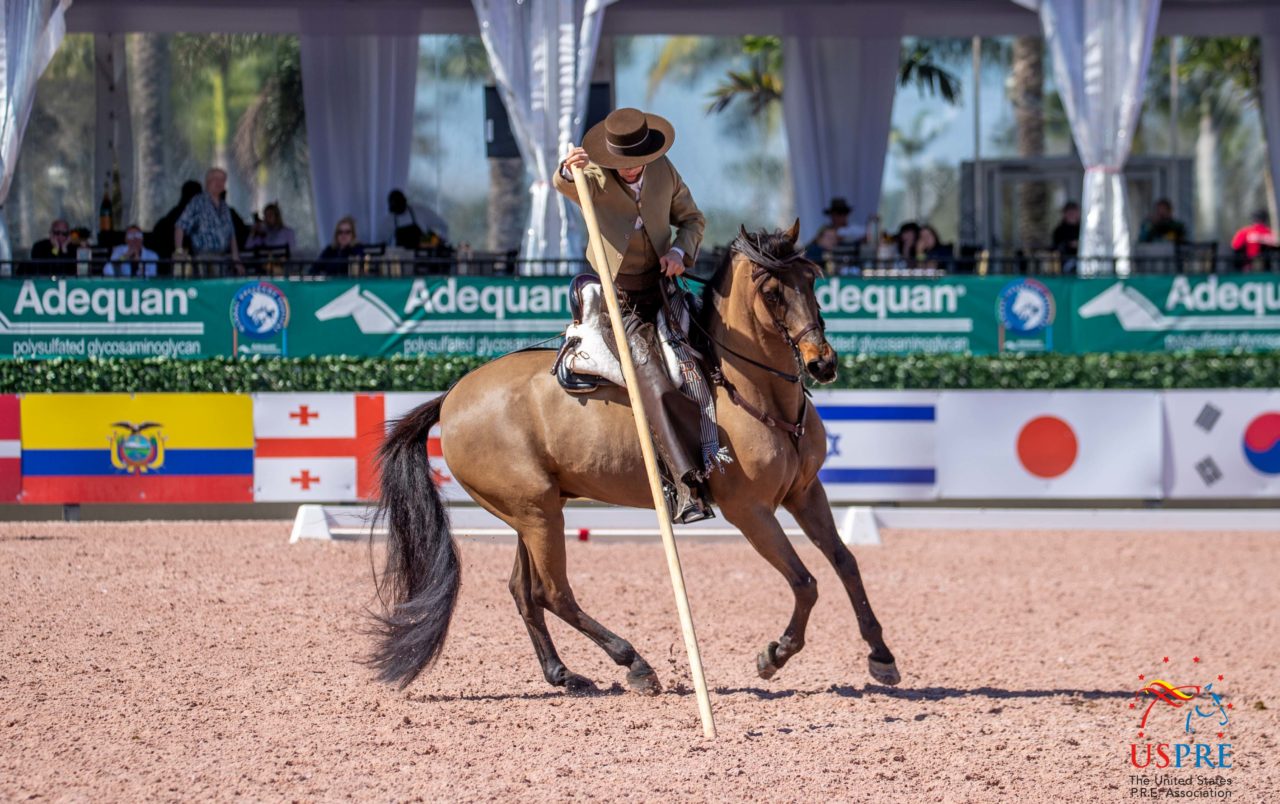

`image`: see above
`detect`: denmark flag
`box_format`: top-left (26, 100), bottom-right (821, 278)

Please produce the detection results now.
top-left (253, 393), bottom-right (385, 502)
top-left (937, 391), bottom-right (1163, 499)
top-left (0, 395), bottom-right (19, 502)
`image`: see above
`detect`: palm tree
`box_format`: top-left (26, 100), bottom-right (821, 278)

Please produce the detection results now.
top-left (650, 35), bottom-right (964, 119)
top-left (898, 39), bottom-right (963, 103)
top-left (645, 36), bottom-right (746, 103)
top-left (232, 37), bottom-right (307, 195)
top-left (1012, 37), bottom-right (1047, 247)
top-left (892, 110), bottom-right (947, 219)
top-left (126, 34), bottom-right (171, 227)
top-left (432, 35), bottom-right (526, 253)
top-left (1177, 37), bottom-right (1273, 237)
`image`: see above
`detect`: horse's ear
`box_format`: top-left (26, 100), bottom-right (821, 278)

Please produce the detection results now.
top-left (738, 224), bottom-right (750, 243)
top-left (785, 218), bottom-right (801, 245)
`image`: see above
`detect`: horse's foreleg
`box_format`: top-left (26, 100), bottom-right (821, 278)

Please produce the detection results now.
top-left (722, 506), bottom-right (818, 680)
top-left (784, 481), bottom-right (900, 686)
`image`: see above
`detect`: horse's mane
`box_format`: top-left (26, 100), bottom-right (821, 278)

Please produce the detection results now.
top-left (704, 226), bottom-right (811, 302)
top-left (727, 226), bottom-right (809, 274)
top-left (690, 226), bottom-right (813, 341)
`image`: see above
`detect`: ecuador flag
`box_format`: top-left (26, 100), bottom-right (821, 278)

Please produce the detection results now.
top-left (21, 394), bottom-right (253, 503)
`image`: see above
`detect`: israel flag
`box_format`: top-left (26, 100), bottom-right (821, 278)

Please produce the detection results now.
top-left (813, 391), bottom-right (939, 501)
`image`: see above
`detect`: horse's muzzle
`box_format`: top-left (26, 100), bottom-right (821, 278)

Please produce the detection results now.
top-left (803, 342), bottom-right (838, 384)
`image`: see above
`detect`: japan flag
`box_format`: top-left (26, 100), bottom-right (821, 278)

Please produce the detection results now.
top-left (937, 391), bottom-right (1164, 499)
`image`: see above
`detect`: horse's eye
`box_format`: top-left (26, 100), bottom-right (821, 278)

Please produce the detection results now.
top-left (763, 289), bottom-right (782, 304)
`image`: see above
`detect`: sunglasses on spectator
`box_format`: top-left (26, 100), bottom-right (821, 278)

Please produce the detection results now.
top-left (51, 229), bottom-right (69, 236)
top-left (126, 232), bottom-right (144, 241)
top-left (337, 228), bottom-right (354, 235)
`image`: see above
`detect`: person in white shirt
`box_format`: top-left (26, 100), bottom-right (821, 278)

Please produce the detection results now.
top-left (104, 225), bottom-right (159, 277)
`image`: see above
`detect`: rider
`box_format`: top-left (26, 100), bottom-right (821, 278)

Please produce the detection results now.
top-left (555, 108), bottom-right (712, 524)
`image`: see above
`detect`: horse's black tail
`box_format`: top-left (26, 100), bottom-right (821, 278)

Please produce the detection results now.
top-left (369, 392), bottom-right (458, 689)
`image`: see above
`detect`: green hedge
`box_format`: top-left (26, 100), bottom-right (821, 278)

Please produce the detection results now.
top-left (1, 351), bottom-right (1277, 392)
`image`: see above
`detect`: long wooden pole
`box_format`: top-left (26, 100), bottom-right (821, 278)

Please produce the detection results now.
top-left (569, 159), bottom-right (716, 739)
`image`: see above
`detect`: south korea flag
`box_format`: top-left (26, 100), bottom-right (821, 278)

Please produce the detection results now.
top-left (1164, 390), bottom-right (1280, 498)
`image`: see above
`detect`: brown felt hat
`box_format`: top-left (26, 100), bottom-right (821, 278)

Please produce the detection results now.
top-left (581, 108), bottom-right (675, 169)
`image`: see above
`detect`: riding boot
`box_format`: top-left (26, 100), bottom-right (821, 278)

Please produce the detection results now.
top-left (623, 314), bottom-right (714, 524)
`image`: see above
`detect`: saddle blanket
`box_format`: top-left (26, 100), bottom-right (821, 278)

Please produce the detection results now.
top-left (560, 279), bottom-right (686, 389)
top-left (555, 276), bottom-right (730, 475)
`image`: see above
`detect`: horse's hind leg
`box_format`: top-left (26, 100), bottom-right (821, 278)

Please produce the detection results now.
top-left (522, 501), bottom-right (662, 695)
top-left (721, 505), bottom-right (818, 680)
top-left (784, 480), bottom-right (900, 686)
top-left (509, 539), bottom-right (589, 693)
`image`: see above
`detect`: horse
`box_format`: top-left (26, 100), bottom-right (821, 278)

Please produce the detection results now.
top-left (372, 221), bottom-right (900, 695)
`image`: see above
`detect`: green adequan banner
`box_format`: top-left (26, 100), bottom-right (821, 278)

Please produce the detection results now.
top-left (2, 274), bottom-right (1277, 359)
top-left (1071, 274), bottom-right (1280, 352)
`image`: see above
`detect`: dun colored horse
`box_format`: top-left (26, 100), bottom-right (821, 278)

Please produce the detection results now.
top-left (373, 222), bottom-right (899, 694)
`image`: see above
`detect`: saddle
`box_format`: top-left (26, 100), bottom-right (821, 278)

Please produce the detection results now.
top-left (553, 274), bottom-right (687, 394)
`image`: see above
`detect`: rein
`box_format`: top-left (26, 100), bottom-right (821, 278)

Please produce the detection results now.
top-left (683, 232), bottom-right (823, 441)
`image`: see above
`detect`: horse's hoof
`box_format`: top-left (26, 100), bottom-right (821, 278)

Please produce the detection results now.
top-left (564, 673), bottom-right (600, 696)
top-left (757, 641), bottom-right (781, 681)
top-left (627, 667), bottom-right (662, 696)
top-left (868, 657), bottom-right (901, 686)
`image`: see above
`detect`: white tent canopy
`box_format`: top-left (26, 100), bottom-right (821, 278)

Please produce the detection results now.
top-left (60, 0), bottom-right (1278, 37)
top-left (6, 0), bottom-right (1280, 262)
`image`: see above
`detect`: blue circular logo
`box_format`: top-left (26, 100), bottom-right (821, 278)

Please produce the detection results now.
top-left (231, 281), bottom-right (290, 339)
top-left (997, 279), bottom-right (1055, 334)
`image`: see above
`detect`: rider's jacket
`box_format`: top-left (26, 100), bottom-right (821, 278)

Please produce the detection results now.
top-left (553, 156), bottom-right (704, 294)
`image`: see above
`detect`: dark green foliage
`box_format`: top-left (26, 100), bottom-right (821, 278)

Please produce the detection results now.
top-left (831, 351), bottom-right (1280, 390)
top-left (1, 352), bottom-right (1276, 393)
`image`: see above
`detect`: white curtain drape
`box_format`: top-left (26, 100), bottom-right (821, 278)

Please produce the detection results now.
top-left (472, 0), bottom-right (616, 265)
top-left (301, 31), bottom-right (418, 249)
top-left (1260, 33), bottom-right (1280, 229)
top-left (0, 0), bottom-right (71, 262)
top-left (1039, 0), bottom-right (1162, 275)
top-left (783, 33), bottom-right (900, 243)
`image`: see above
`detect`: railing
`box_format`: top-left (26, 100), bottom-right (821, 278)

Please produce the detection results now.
top-left (0, 254), bottom-right (591, 279)
top-left (2, 247), bottom-right (1277, 280)
top-left (818, 245), bottom-right (1280, 277)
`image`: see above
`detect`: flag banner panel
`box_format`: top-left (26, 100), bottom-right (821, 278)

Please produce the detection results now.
top-left (1163, 390), bottom-right (1280, 498)
top-left (811, 391), bottom-right (939, 501)
top-left (937, 391), bottom-right (1163, 499)
top-left (383, 392), bottom-right (469, 501)
top-left (252, 394), bottom-right (357, 439)
top-left (20, 393), bottom-right (253, 503)
top-left (0, 395), bottom-right (20, 501)
top-left (253, 393), bottom-right (383, 499)
top-left (254, 457), bottom-right (358, 502)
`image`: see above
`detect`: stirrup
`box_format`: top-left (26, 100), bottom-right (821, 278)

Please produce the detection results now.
top-left (664, 481), bottom-right (715, 525)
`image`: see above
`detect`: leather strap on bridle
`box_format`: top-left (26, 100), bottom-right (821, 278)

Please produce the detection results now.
top-left (682, 248), bottom-right (823, 441)
top-left (709, 365), bottom-right (808, 439)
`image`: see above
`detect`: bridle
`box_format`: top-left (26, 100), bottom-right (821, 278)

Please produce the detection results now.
top-left (682, 231), bottom-right (826, 441)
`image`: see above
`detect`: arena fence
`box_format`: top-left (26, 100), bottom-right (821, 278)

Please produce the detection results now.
top-left (3, 272), bottom-right (1280, 360)
top-left (287, 503), bottom-right (1280, 547)
top-left (2, 390), bottom-right (1276, 507)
